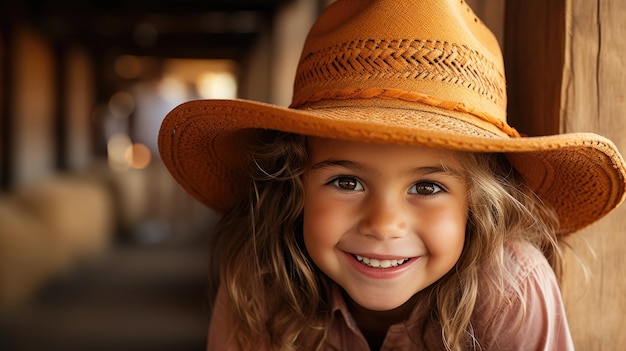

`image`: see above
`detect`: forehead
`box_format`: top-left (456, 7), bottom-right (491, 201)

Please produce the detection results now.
top-left (307, 137), bottom-right (463, 166)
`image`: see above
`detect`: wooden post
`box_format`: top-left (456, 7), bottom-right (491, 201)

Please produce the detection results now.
top-left (506, 0), bottom-right (626, 349)
top-left (559, 0), bottom-right (626, 348)
top-left (504, 0), bottom-right (565, 137)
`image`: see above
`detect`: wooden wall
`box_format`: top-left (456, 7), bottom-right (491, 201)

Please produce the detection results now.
top-left (505, 0), bottom-right (626, 349)
top-left (560, 0), bottom-right (626, 348)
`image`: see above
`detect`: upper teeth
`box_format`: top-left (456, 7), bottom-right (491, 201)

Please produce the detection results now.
top-left (355, 255), bottom-right (409, 268)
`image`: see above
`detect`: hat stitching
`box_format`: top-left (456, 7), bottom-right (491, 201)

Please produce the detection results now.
top-left (294, 39), bottom-right (505, 107)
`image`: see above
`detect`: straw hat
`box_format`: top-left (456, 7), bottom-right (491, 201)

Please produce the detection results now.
top-left (158, 0), bottom-right (626, 235)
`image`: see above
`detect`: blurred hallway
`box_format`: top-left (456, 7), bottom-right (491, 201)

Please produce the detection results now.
top-left (0, 0), bottom-right (314, 350)
top-left (1, 241), bottom-right (210, 351)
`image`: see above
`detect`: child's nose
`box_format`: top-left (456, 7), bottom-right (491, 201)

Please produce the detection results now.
top-left (357, 197), bottom-right (409, 240)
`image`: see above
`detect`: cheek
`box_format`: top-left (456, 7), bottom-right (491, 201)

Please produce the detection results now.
top-left (302, 191), bottom-right (359, 265)
top-left (302, 197), bottom-right (338, 255)
top-left (421, 204), bottom-right (468, 259)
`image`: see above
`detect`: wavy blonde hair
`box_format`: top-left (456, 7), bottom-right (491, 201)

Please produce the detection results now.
top-left (207, 131), bottom-right (563, 350)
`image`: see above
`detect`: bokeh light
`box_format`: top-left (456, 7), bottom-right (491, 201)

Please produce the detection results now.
top-left (125, 143), bottom-right (152, 169)
top-left (108, 92), bottom-right (135, 119)
top-left (197, 71), bottom-right (237, 99)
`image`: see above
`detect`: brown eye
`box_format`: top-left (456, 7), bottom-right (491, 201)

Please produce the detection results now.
top-left (410, 182), bottom-right (443, 195)
top-left (331, 177), bottom-right (363, 191)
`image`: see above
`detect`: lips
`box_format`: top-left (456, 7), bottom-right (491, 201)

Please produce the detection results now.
top-left (353, 254), bottom-right (411, 268)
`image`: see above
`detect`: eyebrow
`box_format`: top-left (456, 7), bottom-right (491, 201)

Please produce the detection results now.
top-left (310, 159), bottom-right (367, 171)
top-left (310, 159), bottom-right (464, 179)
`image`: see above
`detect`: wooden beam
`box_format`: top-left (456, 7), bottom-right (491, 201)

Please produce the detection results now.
top-left (504, 0), bottom-right (565, 136)
top-left (559, 0), bottom-right (626, 348)
top-left (53, 40), bottom-right (68, 170)
top-left (0, 12), bottom-right (15, 189)
top-left (506, 0), bottom-right (626, 349)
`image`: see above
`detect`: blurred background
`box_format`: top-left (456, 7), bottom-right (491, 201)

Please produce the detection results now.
top-left (0, 1), bottom-right (504, 350)
top-left (0, 0), bottom-right (329, 350)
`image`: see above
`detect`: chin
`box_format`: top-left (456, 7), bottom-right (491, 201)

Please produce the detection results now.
top-left (350, 292), bottom-right (412, 312)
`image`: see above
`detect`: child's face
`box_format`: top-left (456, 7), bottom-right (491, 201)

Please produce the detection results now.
top-left (303, 137), bottom-right (468, 312)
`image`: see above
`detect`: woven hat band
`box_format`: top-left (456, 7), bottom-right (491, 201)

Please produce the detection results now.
top-left (294, 39), bottom-right (505, 105)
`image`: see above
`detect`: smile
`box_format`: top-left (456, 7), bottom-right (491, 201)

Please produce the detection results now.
top-left (354, 255), bottom-right (411, 268)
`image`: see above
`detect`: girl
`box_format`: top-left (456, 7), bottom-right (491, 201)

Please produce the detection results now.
top-left (158, 0), bottom-right (626, 350)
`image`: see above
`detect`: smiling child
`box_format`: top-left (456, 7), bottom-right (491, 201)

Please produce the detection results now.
top-left (158, 0), bottom-right (626, 350)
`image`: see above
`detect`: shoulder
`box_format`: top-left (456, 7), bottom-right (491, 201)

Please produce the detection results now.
top-left (208, 284), bottom-right (238, 350)
top-left (475, 240), bottom-right (575, 350)
top-left (474, 239), bottom-right (556, 324)
top-left (207, 284), bottom-right (274, 351)
top-left (482, 239), bottom-right (559, 309)
top-left (504, 239), bottom-right (553, 283)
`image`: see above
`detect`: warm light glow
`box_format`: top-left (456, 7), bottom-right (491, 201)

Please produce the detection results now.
top-left (125, 143), bottom-right (152, 169)
top-left (107, 134), bottom-right (132, 171)
top-left (108, 91), bottom-right (135, 118)
top-left (197, 71), bottom-right (237, 99)
top-left (158, 76), bottom-right (188, 104)
top-left (114, 55), bottom-right (142, 79)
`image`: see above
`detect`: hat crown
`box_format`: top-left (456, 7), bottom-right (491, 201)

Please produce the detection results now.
top-left (291, 0), bottom-right (512, 136)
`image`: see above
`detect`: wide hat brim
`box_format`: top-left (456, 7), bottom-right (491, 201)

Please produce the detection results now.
top-left (158, 98), bottom-right (626, 236)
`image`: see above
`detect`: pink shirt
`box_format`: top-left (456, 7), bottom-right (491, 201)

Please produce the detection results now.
top-left (208, 240), bottom-right (574, 350)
